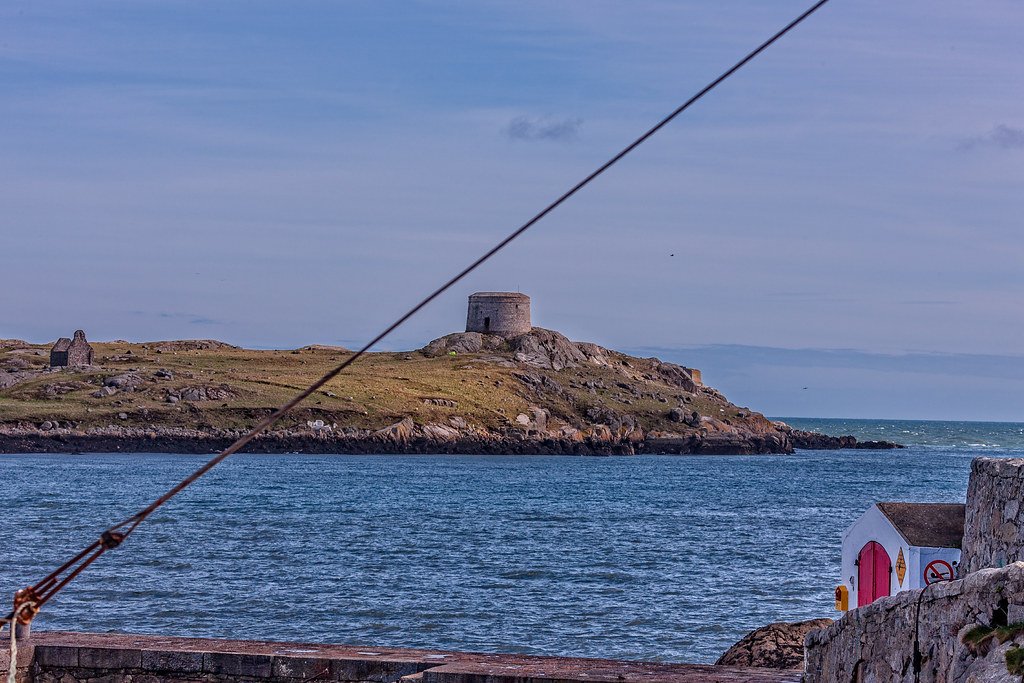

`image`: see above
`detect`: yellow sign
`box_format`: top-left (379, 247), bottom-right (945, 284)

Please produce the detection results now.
top-left (896, 548), bottom-right (907, 586)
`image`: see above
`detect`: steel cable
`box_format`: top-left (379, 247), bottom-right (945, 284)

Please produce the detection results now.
top-left (2, 0), bottom-right (832, 629)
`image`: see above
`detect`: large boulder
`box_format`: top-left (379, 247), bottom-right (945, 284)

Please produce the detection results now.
top-left (716, 618), bottom-right (833, 670)
top-left (508, 328), bottom-right (587, 370)
top-left (179, 384), bottom-right (236, 402)
top-left (104, 372), bottom-right (144, 390)
top-left (421, 332), bottom-right (507, 357)
top-left (373, 416), bottom-right (416, 444)
top-left (421, 423), bottom-right (460, 442)
top-left (575, 342), bottom-right (612, 366)
top-left (650, 359), bottom-right (699, 392)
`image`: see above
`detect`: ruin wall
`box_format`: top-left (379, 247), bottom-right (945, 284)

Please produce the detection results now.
top-left (960, 457), bottom-right (1024, 573)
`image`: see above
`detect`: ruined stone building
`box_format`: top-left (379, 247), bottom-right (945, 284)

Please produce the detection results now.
top-left (465, 292), bottom-right (531, 337)
top-left (50, 330), bottom-right (94, 367)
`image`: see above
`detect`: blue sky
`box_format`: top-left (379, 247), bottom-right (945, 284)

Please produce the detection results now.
top-left (2, 1), bottom-right (1022, 420)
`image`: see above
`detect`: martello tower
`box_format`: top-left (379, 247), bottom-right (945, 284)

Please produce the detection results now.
top-left (466, 292), bottom-right (531, 337)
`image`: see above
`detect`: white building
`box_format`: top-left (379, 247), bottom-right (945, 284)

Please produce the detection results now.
top-left (837, 502), bottom-right (964, 611)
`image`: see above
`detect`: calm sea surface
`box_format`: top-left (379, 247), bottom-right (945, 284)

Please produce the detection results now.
top-left (2, 419), bottom-right (1023, 664)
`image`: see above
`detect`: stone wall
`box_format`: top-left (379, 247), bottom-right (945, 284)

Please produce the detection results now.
top-left (3, 631), bottom-right (799, 683)
top-left (804, 562), bottom-right (1024, 682)
top-left (961, 457), bottom-right (1024, 574)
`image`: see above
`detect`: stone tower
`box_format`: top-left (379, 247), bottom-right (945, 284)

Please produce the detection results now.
top-left (466, 292), bottom-right (531, 337)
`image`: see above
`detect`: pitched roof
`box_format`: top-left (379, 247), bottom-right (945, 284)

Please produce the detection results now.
top-left (876, 502), bottom-right (965, 549)
top-left (51, 338), bottom-right (71, 352)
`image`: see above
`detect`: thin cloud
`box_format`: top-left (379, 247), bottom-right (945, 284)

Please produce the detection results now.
top-left (154, 311), bottom-right (225, 326)
top-left (898, 299), bottom-right (958, 306)
top-left (959, 124), bottom-right (1024, 151)
top-left (504, 116), bottom-right (583, 141)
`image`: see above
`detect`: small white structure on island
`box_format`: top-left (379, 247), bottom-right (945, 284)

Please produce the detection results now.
top-left (836, 502), bottom-right (964, 611)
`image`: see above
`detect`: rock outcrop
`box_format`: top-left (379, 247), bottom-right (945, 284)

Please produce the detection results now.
top-left (422, 328), bottom-right (611, 372)
top-left (507, 328), bottom-right (588, 370)
top-left (422, 332), bottom-right (508, 357)
top-left (716, 619), bottom-right (833, 670)
top-left (145, 340), bottom-right (239, 352)
top-left (373, 417), bottom-right (416, 444)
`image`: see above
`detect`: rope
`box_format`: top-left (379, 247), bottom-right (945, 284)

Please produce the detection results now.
top-left (2, 601), bottom-right (35, 683)
top-left (6, 619), bottom-right (16, 683)
top-left (3, 0), bottom-right (833, 626)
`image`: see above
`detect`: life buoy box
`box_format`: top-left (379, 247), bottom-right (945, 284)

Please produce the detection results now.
top-left (835, 585), bottom-right (849, 611)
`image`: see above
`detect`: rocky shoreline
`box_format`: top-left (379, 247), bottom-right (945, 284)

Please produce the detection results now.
top-left (0, 423), bottom-right (900, 455)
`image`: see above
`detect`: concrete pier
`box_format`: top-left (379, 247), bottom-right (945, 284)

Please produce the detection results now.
top-left (2, 631), bottom-right (799, 683)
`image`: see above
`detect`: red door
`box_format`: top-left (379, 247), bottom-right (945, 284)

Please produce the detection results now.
top-left (857, 541), bottom-right (892, 607)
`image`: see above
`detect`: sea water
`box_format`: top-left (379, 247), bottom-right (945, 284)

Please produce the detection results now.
top-left (1, 419), bottom-right (1022, 664)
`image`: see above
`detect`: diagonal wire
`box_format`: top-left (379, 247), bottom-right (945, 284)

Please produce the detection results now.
top-left (2, 0), bottom-right (832, 626)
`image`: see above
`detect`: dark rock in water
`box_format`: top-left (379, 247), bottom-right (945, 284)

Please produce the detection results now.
top-left (789, 429), bottom-right (902, 450)
top-left (852, 439), bottom-right (904, 449)
top-left (716, 618), bottom-right (833, 669)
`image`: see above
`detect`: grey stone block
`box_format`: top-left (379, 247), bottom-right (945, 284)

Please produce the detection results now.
top-left (141, 649), bottom-right (204, 673)
top-left (34, 646), bottom-right (79, 668)
top-left (86, 674), bottom-right (128, 683)
top-left (130, 676), bottom-right (166, 683)
top-left (271, 655), bottom-right (331, 680)
top-left (329, 659), bottom-right (425, 683)
top-left (203, 652), bottom-right (272, 678)
top-left (78, 647), bottom-right (142, 669)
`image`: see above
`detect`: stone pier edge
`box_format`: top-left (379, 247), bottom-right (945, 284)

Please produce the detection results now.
top-left (2, 631), bottom-right (799, 683)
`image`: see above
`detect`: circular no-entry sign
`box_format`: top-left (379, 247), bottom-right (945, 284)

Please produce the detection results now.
top-left (924, 559), bottom-right (954, 585)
